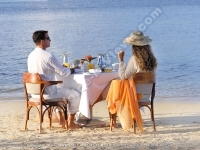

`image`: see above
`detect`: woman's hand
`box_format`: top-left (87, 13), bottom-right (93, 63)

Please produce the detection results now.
top-left (118, 50), bottom-right (124, 62)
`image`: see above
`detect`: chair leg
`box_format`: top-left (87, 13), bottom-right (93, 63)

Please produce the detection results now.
top-left (109, 112), bottom-right (113, 131)
top-left (65, 120), bottom-right (68, 131)
top-left (64, 104), bottom-right (68, 131)
top-left (48, 107), bottom-right (52, 128)
top-left (39, 111), bottom-right (43, 134)
top-left (24, 106), bottom-right (31, 130)
top-left (109, 113), bottom-right (117, 131)
top-left (39, 124), bottom-right (42, 133)
top-left (24, 110), bottom-right (28, 130)
top-left (133, 120), bottom-right (136, 134)
top-left (150, 109), bottom-right (156, 131)
top-left (25, 120), bottom-right (28, 130)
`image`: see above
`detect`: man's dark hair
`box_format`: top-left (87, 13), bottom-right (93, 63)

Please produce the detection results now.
top-left (32, 30), bottom-right (48, 45)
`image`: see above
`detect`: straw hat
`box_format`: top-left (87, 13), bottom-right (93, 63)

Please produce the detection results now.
top-left (123, 31), bottom-right (152, 46)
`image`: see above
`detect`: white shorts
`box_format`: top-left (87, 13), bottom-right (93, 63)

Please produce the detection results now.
top-left (33, 86), bottom-right (81, 114)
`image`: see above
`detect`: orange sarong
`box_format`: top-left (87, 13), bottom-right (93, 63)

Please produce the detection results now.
top-left (106, 79), bottom-right (143, 133)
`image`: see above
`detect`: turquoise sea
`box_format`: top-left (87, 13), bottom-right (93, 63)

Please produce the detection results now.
top-left (0, 0), bottom-right (200, 102)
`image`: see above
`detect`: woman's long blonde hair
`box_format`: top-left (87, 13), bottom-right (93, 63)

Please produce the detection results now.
top-left (132, 45), bottom-right (157, 72)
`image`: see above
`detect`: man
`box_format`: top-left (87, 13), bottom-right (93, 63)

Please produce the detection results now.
top-left (28, 30), bottom-right (81, 129)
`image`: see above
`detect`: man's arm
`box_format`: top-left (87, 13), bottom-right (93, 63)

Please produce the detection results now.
top-left (48, 54), bottom-right (71, 77)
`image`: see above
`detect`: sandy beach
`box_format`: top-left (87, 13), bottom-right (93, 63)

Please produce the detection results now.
top-left (0, 99), bottom-right (200, 150)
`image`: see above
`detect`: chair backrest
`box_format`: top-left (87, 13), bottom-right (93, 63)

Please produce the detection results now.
top-left (133, 73), bottom-right (155, 100)
top-left (134, 72), bottom-right (155, 84)
top-left (23, 72), bottom-right (42, 95)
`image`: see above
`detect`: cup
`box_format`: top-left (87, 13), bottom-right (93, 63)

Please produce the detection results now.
top-left (88, 63), bottom-right (94, 69)
top-left (112, 63), bottom-right (119, 71)
top-left (64, 62), bottom-right (70, 68)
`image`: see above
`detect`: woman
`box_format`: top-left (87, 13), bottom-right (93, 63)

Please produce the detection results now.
top-left (106, 30), bottom-right (157, 132)
top-left (118, 30), bottom-right (157, 79)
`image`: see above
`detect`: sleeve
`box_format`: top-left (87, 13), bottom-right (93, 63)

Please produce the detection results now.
top-left (118, 56), bottom-right (137, 80)
top-left (47, 54), bottom-right (71, 77)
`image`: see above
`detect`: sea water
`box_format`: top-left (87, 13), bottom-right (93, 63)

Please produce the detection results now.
top-left (0, 0), bottom-right (200, 102)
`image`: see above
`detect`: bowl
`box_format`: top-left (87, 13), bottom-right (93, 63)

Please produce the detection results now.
top-left (112, 63), bottom-right (119, 70)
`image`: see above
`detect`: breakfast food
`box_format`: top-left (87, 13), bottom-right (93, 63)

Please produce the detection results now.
top-left (104, 68), bottom-right (112, 72)
top-left (64, 63), bottom-right (70, 68)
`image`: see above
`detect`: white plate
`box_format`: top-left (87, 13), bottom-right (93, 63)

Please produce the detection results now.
top-left (89, 69), bottom-right (102, 73)
top-left (83, 72), bottom-right (91, 75)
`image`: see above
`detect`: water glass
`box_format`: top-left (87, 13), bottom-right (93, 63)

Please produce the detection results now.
top-left (81, 62), bottom-right (89, 72)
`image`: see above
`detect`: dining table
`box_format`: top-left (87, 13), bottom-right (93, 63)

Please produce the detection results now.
top-left (55, 71), bottom-right (119, 119)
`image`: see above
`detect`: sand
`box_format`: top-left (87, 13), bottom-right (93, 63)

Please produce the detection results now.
top-left (0, 99), bottom-right (200, 150)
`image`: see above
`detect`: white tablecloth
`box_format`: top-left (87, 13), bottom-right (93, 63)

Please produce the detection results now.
top-left (55, 72), bottom-right (119, 118)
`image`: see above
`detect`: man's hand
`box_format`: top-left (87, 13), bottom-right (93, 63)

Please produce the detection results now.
top-left (70, 68), bottom-right (75, 74)
top-left (118, 50), bottom-right (125, 62)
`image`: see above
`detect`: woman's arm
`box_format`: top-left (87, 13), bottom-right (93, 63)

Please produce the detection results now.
top-left (118, 50), bottom-right (137, 80)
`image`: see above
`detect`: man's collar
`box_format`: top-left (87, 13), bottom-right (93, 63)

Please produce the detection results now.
top-left (35, 47), bottom-right (45, 51)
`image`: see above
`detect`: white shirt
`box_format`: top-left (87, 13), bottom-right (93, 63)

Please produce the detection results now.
top-left (28, 48), bottom-right (71, 80)
top-left (27, 48), bottom-right (71, 97)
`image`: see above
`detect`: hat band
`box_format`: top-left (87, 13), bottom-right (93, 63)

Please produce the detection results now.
top-left (130, 37), bottom-right (144, 42)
